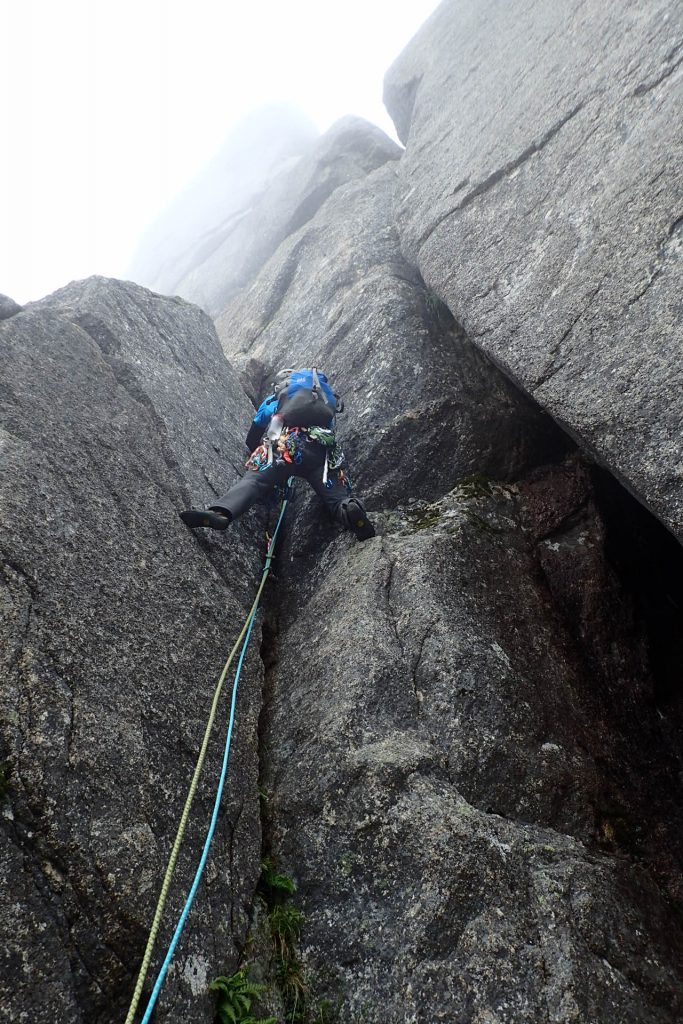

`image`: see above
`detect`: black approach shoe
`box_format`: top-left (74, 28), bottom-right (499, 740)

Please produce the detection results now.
top-left (344, 499), bottom-right (375, 541)
top-left (180, 508), bottom-right (230, 530)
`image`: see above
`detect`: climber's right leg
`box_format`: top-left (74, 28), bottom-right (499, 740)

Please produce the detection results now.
top-left (180, 463), bottom-right (290, 530)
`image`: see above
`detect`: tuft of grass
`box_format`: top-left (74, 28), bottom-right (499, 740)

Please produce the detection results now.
top-left (316, 999), bottom-right (340, 1023)
top-left (269, 904), bottom-right (304, 961)
top-left (256, 857), bottom-right (337, 1023)
top-left (406, 507), bottom-right (442, 532)
top-left (268, 902), bottom-right (307, 1023)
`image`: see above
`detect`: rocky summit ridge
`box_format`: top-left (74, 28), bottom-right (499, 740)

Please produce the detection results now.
top-left (2, 1), bottom-right (682, 1023)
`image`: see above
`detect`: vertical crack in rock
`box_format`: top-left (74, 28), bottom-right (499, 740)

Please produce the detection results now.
top-left (251, 314), bottom-right (683, 1022)
top-left (6, 7), bottom-right (683, 1014)
top-left (201, 93), bottom-right (683, 1018)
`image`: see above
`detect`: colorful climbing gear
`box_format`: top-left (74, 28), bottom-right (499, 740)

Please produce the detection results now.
top-left (246, 425), bottom-right (345, 484)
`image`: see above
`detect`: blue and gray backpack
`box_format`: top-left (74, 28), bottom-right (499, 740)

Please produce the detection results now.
top-left (273, 367), bottom-right (343, 428)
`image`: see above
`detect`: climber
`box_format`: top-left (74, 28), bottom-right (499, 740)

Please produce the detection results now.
top-left (180, 367), bottom-right (375, 541)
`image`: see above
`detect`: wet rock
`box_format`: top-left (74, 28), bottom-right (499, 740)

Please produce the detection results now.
top-left (385, 0), bottom-right (683, 540)
top-left (0, 279), bottom-right (265, 1023)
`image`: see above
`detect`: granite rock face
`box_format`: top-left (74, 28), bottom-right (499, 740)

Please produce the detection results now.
top-left (384, 0), bottom-right (683, 540)
top-left (0, 279), bottom-right (265, 1024)
top-left (4, 3), bottom-right (683, 1021)
top-left (217, 157), bottom-right (567, 513)
top-left (262, 465), bottom-right (683, 1023)
top-left (206, 104), bottom-right (683, 1021)
top-left (0, 294), bottom-right (23, 320)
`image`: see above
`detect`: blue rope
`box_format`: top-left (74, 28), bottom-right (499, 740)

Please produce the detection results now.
top-left (138, 485), bottom-right (292, 1023)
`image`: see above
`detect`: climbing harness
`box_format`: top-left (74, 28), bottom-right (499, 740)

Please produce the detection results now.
top-left (247, 424), bottom-right (345, 488)
top-left (123, 480), bottom-right (294, 1024)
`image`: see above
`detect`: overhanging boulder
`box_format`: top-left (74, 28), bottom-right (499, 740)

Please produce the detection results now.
top-left (384, 0), bottom-right (683, 540)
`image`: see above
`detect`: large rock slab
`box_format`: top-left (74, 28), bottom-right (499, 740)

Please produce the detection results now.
top-left (384, 0), bottom-right (683, 540)
top-left (0, 280), bottom-right (265, 1023)
top-left (217, 157), bottom-right (568, 513)
top-left (30, 277), bottom-right (252, 533)
top-left (261, 463), bottom-right (683, 1022)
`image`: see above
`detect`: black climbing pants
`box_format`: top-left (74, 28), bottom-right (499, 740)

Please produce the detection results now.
top-left (210, 440), bottom-right (355, 524)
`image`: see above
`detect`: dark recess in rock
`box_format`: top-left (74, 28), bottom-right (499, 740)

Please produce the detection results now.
top-left (258, 433), bottom-right (683, 1021)
top-left (384, 0), bottom-right (683, 542)
top-left (592, 467), bottom-right (683, 712)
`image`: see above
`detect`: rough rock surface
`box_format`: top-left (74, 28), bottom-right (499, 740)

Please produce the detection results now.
top-left (217, 156), bottom-right (568, 512)
top-left (384, 0), bottom-right (683, 540)
top-left (5, 4), bottom-right (683, 1021)
top-left (128, 105), bottom-right (318, 314)
top-left (206, 74), bottom-right (683, 1024)
top-left (0, 294), bottom-right (23, 320)
top-left (0, 280), bottom-right (266, 1023)
top-left (262, 465), bottom-right (683, 1022)
top-left (210, 116), bottom-right (683, 1020)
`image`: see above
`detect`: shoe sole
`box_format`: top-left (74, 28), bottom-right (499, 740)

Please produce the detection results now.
top-left (180, 509), bottom-right (229, 530)
top-left (346, 503), bottom-right (375, 541)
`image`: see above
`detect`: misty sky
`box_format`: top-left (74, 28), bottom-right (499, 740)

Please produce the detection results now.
top-left (1, 0), bottom-right (440, 304)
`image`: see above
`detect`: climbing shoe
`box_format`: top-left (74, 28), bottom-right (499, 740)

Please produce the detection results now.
top-left (180, 508), bottom-right (231, 530)
top-left (344, 499), bottom-right (375, 541)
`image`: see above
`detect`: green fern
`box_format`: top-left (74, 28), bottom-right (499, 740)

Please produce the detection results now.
top-left (209, 969), bottom-right (276, 1024)
top-left (259, 857), bottom-right (297, 900)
